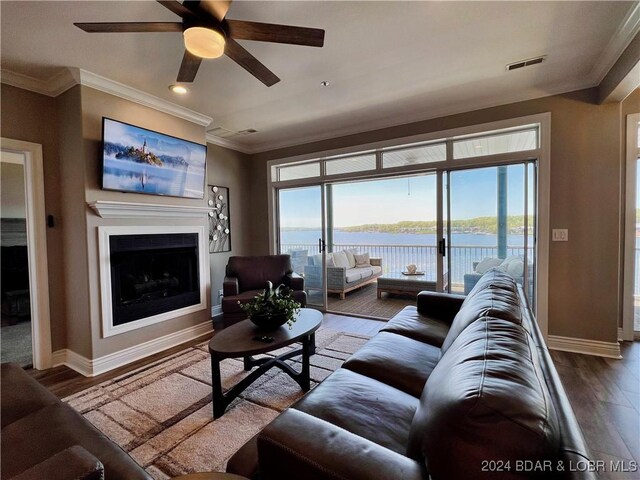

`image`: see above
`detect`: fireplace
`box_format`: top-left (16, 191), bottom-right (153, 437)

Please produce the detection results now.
top-left (110, 233), bottom-right (199, 326)
top-left (98, 226), bottom-right (207, 337)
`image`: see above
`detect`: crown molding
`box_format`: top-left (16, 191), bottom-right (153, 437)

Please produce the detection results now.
top-left (205, 133), bottom-right (253, 154)
top-left (76, 69), bottom-right (212, 126)
top-left (1, 68), bottom-right (76, 97)
top-left (1, 67), bottom-right (212, 127)
top-left (590, 2), bottom-right (640, 85)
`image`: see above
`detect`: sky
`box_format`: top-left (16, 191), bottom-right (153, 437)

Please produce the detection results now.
top-left (278, 164), bottom-right (534, 229)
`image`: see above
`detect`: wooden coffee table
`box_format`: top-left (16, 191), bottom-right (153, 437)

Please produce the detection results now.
top-left (208, 308), bottom-right (322, 418)
top-left (377, 272), bottom-right (437, 298)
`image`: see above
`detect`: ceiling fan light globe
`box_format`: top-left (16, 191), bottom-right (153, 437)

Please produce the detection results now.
top-left (183, 27), bottom-right (225, 59)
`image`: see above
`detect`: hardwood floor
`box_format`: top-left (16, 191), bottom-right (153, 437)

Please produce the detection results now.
top-left (27, 314), bottom-right (638, 478)
top-left (550, 342), bottom-right (639, 479)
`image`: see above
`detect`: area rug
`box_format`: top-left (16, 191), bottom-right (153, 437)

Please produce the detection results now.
top-left (1, 321), bottom-right (33, 367)
top-left (63, 327), bottom-right (371, 479)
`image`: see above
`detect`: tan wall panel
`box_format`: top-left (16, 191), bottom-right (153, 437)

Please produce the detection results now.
top-left (56, 86), bottom-right (93, 357)
top-left (78, 86), bottom-right (210, 358)
top-left (1, 84), bottom-right (67, 351)
top-left (206, 143), bottom-right (252, 310)
top-left (250, 88), bottom-right (623, 344)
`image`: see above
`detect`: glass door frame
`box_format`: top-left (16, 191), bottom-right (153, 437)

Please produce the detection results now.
top-left (443, 160), bottom-right (537, 301)
top-left (267, 113), bottom-right (550, 336)
top-left (274, 183), bottom-right (328, 311)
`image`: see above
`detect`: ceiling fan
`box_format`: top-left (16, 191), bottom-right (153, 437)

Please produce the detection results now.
top-left (74, 0), bottom-right (325, 87)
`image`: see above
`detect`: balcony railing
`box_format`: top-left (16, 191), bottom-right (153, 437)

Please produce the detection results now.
top-left (281, 243), bottom-right (533, 286)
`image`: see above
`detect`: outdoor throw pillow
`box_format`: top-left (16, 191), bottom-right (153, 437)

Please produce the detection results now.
top-left (344, 249), bottom-right (358, 268)
top-left (475, 257), bottom-right (502, 274)
top-left (354, 253), bottom-right (371, 267)
top-left (332, 250), bottom-right (350, 268)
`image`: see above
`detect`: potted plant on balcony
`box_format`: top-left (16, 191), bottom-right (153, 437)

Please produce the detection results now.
top-left (239, 281), bottom-right (301, 330)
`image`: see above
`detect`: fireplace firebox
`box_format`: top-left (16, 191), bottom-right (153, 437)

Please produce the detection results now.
top-left (109, 233), bottom-right (200, 326)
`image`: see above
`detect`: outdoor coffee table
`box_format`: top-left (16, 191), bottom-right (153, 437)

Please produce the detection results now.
top-left (208, 308), bottom-right (322, 418)
top-left (377, 272), bottom-right (437, 298)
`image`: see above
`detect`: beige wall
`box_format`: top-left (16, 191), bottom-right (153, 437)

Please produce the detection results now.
top-left (206, 143), bottom-right (252, 310)
top-left (250, 88), bottom-right (631, 344)
top-left (78, 86), bottom-right (211, 358)
top-left (1, 84), bottom-right (67, 350)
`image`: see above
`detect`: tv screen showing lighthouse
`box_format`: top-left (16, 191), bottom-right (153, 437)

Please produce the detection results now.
top-left (102, 118), bottom-right (206, 199)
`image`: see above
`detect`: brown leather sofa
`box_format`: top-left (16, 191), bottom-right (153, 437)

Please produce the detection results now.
top-left (227, 268), bottom-right (595, 480)
top-left (1, 363), bottom-right (151, 480)
top-left (222, 255), bottom-right (306, 324)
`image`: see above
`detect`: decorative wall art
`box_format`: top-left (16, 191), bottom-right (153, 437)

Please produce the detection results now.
top-left (208, 185), bottom-right (231, 253)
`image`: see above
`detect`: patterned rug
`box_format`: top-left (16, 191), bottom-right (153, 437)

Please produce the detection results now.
top-left (63, 327), bottom-right (370, 479)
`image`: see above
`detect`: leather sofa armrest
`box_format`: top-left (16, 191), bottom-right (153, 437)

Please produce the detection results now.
top-left (9, 445), bottom-right (104, 480)
top-left (416, 291), bottom-right (465, 324)
top-left (284, 272), bottom-right (304, 291)
top-left (223, 276), bottom-right (239, 297)
top-left (370, 257), bottom-right (382, 267)
top-left (258, 409), bottom-right (426, 480)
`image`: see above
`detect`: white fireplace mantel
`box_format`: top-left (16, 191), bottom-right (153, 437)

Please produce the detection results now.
top-left (88, 200), bottom-right (211, 219)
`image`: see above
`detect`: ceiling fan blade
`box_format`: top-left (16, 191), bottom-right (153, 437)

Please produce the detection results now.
top-left (156, 0), bottom-right (193, 18)
top-left (74, 22), bottom-right (183, 33)
top-left (224, 38), bottom-right (280, 87)
top-left (199, 0), bottom-right (232, 21)
top-left (226, 20), bottom-right (324, 47)
top-left (177, 50), bottom-right (203, 82)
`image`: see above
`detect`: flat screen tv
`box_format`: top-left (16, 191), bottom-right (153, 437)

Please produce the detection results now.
top-left (102, 117), bottom-right (206, 199)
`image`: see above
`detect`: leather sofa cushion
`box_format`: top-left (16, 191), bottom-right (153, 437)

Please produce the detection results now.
top-left (343, 332), bottom-right (440, 397)
top-left (441, 270), bottom-right (522, 354)
top-left (293, 368), bottom-right (418, 455)
top-left (407, 317), bottom-right (560, 479)
top-left (381, 306), bottom-right (450, 347)
top-left (226, 255), bottom-right (292, 292)
top-left (1, 403), bottom-right (151, 480)
top-left (1, 363), bottom-right (60, 428)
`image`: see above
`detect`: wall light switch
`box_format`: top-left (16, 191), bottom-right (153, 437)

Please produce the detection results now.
top-left (552, 229), bottom-right (568, 241)
top-left (218, 289), bottom-right (224, 298)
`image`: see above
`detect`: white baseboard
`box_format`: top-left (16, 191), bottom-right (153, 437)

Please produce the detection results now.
top-left (547, 335), bottom-right (622, 359)
top-left (211, 305), bottom-right (222, 317)
top-left (52, 320), bottom-right (214, 377)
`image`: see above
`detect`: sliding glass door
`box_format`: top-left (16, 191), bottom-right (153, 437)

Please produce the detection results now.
top-left (446, 162), bottom-right (536, 303)
top-left (277, 186), bottom-right (326, 308)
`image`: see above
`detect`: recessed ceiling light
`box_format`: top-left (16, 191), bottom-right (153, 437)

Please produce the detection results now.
top-left (169, 84), bottom-right (188, 95)
top-left (320, 81), bottom-right (330, 87)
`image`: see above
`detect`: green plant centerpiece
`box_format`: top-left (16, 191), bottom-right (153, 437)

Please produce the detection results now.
top-left (239, 281), bottom-right (301, 330)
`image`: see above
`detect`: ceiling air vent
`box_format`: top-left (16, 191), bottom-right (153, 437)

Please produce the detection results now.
top-left (506, 55), bottom-right (546, 71)
top-left (207, 127), bottom-right (258, 139)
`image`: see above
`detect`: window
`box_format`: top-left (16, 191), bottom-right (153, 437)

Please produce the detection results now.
top-left (453, 128), bottom-right (537, 159)
top-left (273, 161), bottom-right (320, 182)
top-left (325, 153), bottom-right (376, 176)
top-left (382, 142), bottom-right (446, 168)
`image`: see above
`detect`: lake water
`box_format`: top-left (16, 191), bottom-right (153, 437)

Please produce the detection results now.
top-left (281, 229), bottom-right (533, 247)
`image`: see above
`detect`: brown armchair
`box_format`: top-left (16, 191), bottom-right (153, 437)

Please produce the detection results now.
top-left (222, 255), bottom-right (307, 324)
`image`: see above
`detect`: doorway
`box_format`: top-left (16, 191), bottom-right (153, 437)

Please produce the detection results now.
top-left (0, 138), bottom-right (52, 369)
top-left (1, 152), bottom-right (32, 366)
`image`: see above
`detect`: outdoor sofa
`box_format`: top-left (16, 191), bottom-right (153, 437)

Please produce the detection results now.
top-left (304, 249), bottom-right (382, 299)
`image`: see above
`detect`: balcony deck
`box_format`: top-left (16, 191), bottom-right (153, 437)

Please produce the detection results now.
top-left (325, 283), bottom-right (414, 320)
